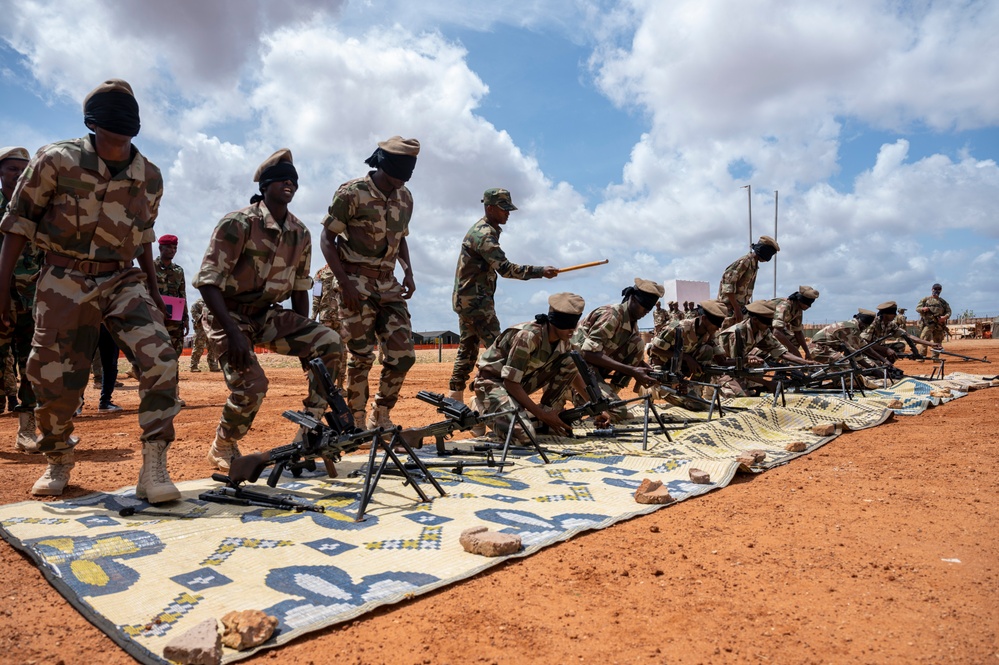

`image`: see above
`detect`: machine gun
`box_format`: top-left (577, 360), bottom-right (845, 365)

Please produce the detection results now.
top-left (557, 351), bottom-right (630, 425)
top-left (929, 348), bottom-right (990, 363)
top-left (200, 358), bottom-right (445, 521)
top-left (402, 391), bottom-right (492, 454)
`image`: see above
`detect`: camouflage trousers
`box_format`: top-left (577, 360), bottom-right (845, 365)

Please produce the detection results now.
top-left (449, 309), bottom-right (501, 392)
top-left (472, 365), bottom-right (575, 443)
top-left (165, 321), bottom-right (185, 359)
top-left (0, 345), bottom-right (15, 397)
top-left (0, 304), bottom-right (37, 410)
top-left (919, 323), bottom-right (947, 345)
top-left (341, 275), bottom-right (415, 414)
top-left (205, 307), bottom-right (341, 442)
top-left (190, 321), bottom-right (218, 370)
top-left (30, 266), bottom-right (180, 453)
top-left (317, 314), bottom-right (345, 389)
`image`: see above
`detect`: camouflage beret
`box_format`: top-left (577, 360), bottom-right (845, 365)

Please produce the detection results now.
top-left (158, 234), bottom-right (178, 246)
top-left (82, 78), bottom-right (135, 110)
top-left (798, 285), bottom-right (819, 299)
top-left (857, 309), bottom-right (877, 317)
top-left (253, 149), bottom-right (294, 183)
top-left (746, 300), bottom-right (777, 317)
top-left (0, 146), bottom-right (29, 163)
top-left (758, 235), bottom-right (780, 251)
top-left (634, 278), bottom-right (665, 298)
top-left (699, 300), bottom-right (727, 319)
top-left (876, 300), bottom-right (897, 312)
top-left (482, 188), bottom-right (517, 211)
top-left (378, 136), bottom-right (420, 157)
top-left (548, 292), bottom-right (585, 316)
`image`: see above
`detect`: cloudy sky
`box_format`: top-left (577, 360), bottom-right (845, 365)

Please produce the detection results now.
top-left (1, 0), bottom-right (996, 331)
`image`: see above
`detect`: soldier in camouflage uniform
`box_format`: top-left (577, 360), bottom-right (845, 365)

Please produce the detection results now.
top-left (0, 79), bottom-right (181, 501)
top-left (808, 310), bottom-right (892, 389)
top-left (472, 293), bottom-right (588, 442)
top-left (894, 308), bottom-right (908, 332)
top-left (448, 188), bottom-right (557, 403)
top-left (647, 300), bottom-right (729, 407)
top-left (716, 235), bottom-right (780, 324)
top-left (197, 149), bottom-right (342, 471)
top-left (651, 301), bottom-right (669, 334)
top-left (771, 285), bottom-right (819, 359)
top-left (713, 300), bottom-right (817, 396)
top-left (862, 301), bottom-right (940, 360)
top-left (570, 279), bottom-right (663, 420)
top-left (0, 348), bottom-right (15, 412)
top-left (154, 234), bottom-right (188, 406)
top-left (319, 136), bottom-right (420, 429)
top-left (684, 301), bottom-right (698, 320)
top-left (189, 298), bottom-right (220, 372)
top-left (916, 283), bottom-right (952, 355)
top-left (311, 264), bottom-right (344, 389)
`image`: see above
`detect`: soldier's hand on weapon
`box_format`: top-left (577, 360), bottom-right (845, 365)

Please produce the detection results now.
top-left (746, 356), bottom-right (764, 368)
top-left (542, 266), bottom-right (559, 279)
top-left (631, 366), bottom-right (657, 388)
top-left (937, 315), bottom-right (948, 325)
top-left (593, 410), bottom-right (612, 428)
top-left (538, 406), bottom-right (572, 437)
top-left (884, 348), bottom-right (898, 362)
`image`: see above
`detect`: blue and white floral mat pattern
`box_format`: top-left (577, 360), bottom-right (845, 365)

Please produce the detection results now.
top-left (0, 373), bottom-right (991, 664)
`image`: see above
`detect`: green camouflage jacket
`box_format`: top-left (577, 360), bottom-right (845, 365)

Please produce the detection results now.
top-left (322, 172), bottom-right (412, 272)
top-left (311, 264), bottom-right (339, 322)
top-left (771, 297), bottom-right (804, 333)
top-left (155, 257), bottom-right (187, 325)
top-left (810, 320), bottom-right (864, 352)
top-left (191, 298), bottom-right (207, 325)
top-left (0, 191), bottom-right (43, 309)
top-left (649, 318), bottom-right (722, 365)
top-left (477, 320), bottom-right (572, 391)
top-left (916, 295), bottom-right (951, 327)
top-left (0, 135), bottom-right (161, 263)
top-left (452, 217), bottom-right (544, 315)
top-left (860, 316), bottom-right (904, 344)
top-left (193, 201), bottom-right (312, 307)
top-left (716, 252), bottom-right (759, 309)
top-left (571, 302), bottom-right (644, 384)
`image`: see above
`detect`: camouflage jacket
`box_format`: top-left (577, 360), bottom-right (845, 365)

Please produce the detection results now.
top-left (571, 302), bottom-right (644, 385)
top-left (684, 309), bottom-right (697, 320)
top-left (916, 295), bottom-right (951, 327)
top-left (312, 264), bottom-right (340, 322)
top-left (477, 320), bottom-right (573, 392)
top-left (0, 191), bottom-right (43, 308)
top-left (191, 298), bottom-right (207, 326)
top-left (452, 217), bottom-right (544, 315)
top-left (155, 257), bottom-right (188, 325)
top-left (810, 320), bottom-right (864, 352)
top-left (860, 316), bottom-right (904, 344)
top-left (894, 314), bottom-right (907, 330)
top-left (716, 252), bottom-right (759, 309)
top-left (669, 310), bottom-right (684, 323)
top-left (771, 297), bottom-right (804, 333)
top-left (652, 306), bottom-right (669, 332)
top-left (0, 134), bottom-right (161, 263)
top-left (717, 319), bottom-right (787, 361)
top-left (322, 172), bottom-right (412, 272)
top-left (649, 318), bottom-right (722, 365)
top-left (193, 201), bottom-right (313, 307)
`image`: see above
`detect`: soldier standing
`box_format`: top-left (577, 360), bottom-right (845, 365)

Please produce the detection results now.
top-left (894, 308), bottom-right (908, 331)
top-left (684, 301), bottom-right (698, 320)
top-left (155, 234), bottom-right (188, 406)
top-left (0, 79), bottom-right (181, 500)
top-left (771, 285), bottom-right (819, 359)
top-left (188, 298), bottom-right (220, 372)
top-left (448, 188), bottom-right (557, 404)
top-left (716, 235), bottom-right (780, 324)
top-left (862, 301), bottom-right (940, 360)
top-left (197, 149), bottom-right (342, 471)
top-left (915, 283), bottom-right (952, 355)
top-left (312, 264), bottom-right (345, 389)
top-left (319, 136), bottom-right (420, 429)
top-left (651, 301), bottom-right (669, 334)
top-left (472, 293), bottom-right (587, 442)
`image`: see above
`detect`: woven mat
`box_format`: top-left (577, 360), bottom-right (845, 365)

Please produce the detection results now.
top-left (0, 376), bottom-right (988, 664)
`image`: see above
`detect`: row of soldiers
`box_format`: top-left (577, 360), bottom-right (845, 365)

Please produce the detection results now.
top-left (0, 78), bottom-right (956, 503)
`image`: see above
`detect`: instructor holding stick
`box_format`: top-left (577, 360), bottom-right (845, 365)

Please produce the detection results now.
top-left (448, 188), bottom-right (559, 406)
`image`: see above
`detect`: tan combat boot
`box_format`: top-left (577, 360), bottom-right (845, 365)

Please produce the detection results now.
top-left (447, 389), bottom-right (464, 404)
top-left (366, 405), bottom-right (395, 430)
top-left (32, 449), bottom-right (75, 496)
top-left (207, 433), bottom-right (241, 471)
top-left (136, 440), bottom-right (181, 503)
top-left (353, 410), bottom-right (367, 430)
top-left (15, 411), bottom-right (36, 452)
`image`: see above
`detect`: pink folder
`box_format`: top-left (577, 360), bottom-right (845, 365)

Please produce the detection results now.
top-left (162, 296), bottom-right (186, 322)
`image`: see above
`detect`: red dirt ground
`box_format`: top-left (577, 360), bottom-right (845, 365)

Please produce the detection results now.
top-left (1, 340), bottom-right (996, 665)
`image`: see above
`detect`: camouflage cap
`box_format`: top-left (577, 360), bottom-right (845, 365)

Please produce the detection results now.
top-left (857, 308), bottom-right (877, 317)
top-left (548, 292), bottom-right (585, 315)
top-left (746, 300), bottom-right (777, 317)
top-left (378, 136), bottom-right (420, 157)
top-left (634, 278), bottom-right (665, 298)
top-left (757, 235), bottom-right (780, 251)
top-left (798, 285), bottom-right (819, 299)
top-left (253, 149), bottom-right (294, 183)
top-left (699, 300), bottom-right (727, 319)
top-left (0, 147), bottom-right (29, 164)
top-left (876, 300), bottom-right (897, 312)
top-left (82, 79), bottom-right (135, 110)
top-left (482, 188), bottom-right (518, 211)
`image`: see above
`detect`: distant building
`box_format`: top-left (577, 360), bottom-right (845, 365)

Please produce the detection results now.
top-left (413, 330), bottom-right (459, 345)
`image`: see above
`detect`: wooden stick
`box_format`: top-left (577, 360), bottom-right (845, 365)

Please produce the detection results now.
top-left (556, 259), bottom-right (609, 274)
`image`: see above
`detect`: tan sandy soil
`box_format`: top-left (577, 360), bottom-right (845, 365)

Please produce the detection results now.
top-left (1, 340), bottom-right (997, 664)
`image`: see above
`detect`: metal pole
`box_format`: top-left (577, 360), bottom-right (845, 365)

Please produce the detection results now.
top-left (742, 185), bottom-right (752, 246)
top-left (773, 189), bottom-right (778, 298)
top-left (438, 338), bottom-right (442, 363)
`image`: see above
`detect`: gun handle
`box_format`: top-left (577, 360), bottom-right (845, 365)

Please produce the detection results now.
top-left (227, 451), bottom-right (273, 486)
top-left (267, 460), bottom-right (287, 488)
